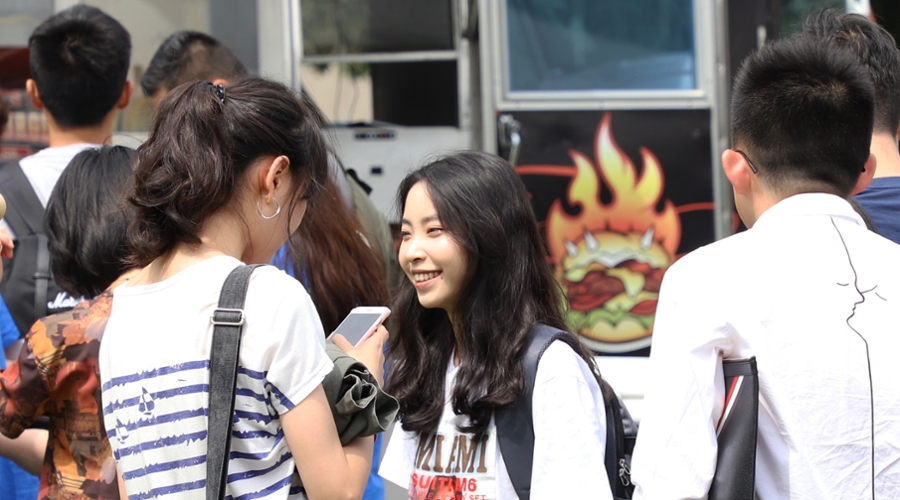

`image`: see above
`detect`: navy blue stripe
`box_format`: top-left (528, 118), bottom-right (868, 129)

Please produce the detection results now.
top-left (116, 430), bottom-right (208, 458)
top-left (233, 428), bottom-right (279, 440)
top-left (267, 382), bottom-right (295, 410)
top-left (289, 485), bottom-right (305, 495)
top-left (131, 479), bottom-right (206, 500)
top-left (122, 454), bottom-right (207, 480)
top-left (235, 410), bottom-right (277, 425)
top-left (227, 452), bottom-right (291, 483)
top-left (103, 384), bottom-right (209, 413)
top-left (107, 408), bottom-right (207, 438)
top-left (102, 360), bottom-right (209, 391)
top-left (231, 475), bottom-right (293, 500)
top-left (229, 429), bottom-right (286, 461)
top-left (238, 367), bottom-right (267, 380)
top-left (235, 387), bottom-right (267, 402)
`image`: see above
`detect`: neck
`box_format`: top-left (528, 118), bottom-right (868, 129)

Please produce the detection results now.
top-left (132, 212), bottom-right (248, 286)
top-left (871, 132), bottom-right (900, 178)
top-left (46, 109), bottom-right (116, 148)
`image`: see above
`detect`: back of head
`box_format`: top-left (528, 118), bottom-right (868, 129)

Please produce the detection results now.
top-left (141, 31), bottom-right (248, 97)
top-left (127, 77), bottom-right (329, 266)
top-left (731, 35), bottom-right (875, 197)
top-left (803, 10), bottom-right (900, 135)
top-left (29, 5), bottom-right (131, 128)
top-left (45, 146), bottom-right (135, 298)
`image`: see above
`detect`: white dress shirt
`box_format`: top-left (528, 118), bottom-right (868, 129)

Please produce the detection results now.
top-left (632, 193), bottom-right (900, 499)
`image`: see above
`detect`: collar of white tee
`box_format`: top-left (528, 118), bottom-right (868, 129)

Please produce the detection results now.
top-left (18, 143), bottom-right (100, 168)
top-left (753, 192), bottom-right (865, 230)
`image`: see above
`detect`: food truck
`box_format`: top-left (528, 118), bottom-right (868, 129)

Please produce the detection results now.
top-left (0, 0), bottom-right (876, 419)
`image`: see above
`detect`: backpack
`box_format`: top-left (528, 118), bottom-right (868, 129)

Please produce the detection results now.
top-left (495, 324), bottom-right (637, 500)
top-left (0, 161), bottom-right (73, 336)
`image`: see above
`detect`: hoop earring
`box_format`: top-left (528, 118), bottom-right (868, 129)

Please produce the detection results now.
top-left (257, 198), bottom-right (282, 220)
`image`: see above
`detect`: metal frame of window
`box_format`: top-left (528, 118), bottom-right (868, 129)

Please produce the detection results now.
top-left (291, 0), bottom-right (473, 131)
top-left (479, 0), bottom-right (734, 241)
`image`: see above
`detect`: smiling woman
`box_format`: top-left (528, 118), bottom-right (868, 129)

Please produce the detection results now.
top-left (381, 151), bottom-right (615, 500)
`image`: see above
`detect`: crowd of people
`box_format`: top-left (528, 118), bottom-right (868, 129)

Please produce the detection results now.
top-left (0, 4), bottom-right (898, 500)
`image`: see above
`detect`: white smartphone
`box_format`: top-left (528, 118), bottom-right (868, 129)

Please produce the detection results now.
top-left (329, 306), bottom-right (391, 346)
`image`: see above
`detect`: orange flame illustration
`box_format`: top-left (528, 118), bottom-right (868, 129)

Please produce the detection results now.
top-left (546, 113), bottom-right (680, 260)
top-left (544, 113), bottom-right (682, 352)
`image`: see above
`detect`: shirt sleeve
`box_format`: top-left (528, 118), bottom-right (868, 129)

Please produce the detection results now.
top-left (248, 268), bottom-right (333, 415)
top-left (630, 258), bottom-right (733, 500)
top-left (0, 318), bottom-right (52, 438)
top-left (531, 342), bottom-right (612, 500)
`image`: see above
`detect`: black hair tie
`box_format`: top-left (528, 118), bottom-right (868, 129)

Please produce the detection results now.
top-left (212, 83), bottom-right (226, 104)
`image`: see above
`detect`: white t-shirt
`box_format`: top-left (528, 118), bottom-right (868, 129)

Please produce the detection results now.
top-left (99, 256), bottom-right (333, 499)
top-left (0, 143), bottom-right (98, 238)
top-left (380, 342), bottom-right (612, 500)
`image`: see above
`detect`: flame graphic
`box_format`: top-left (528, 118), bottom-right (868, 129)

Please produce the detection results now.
top-left (545, 113), bottom-right (681, 352)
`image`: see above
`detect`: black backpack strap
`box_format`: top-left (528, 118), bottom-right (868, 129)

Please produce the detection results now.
top-left (206, 264), bottom-right (262, 500)
top-left (0, 161), bottom-right (45, 237)
top-left (33, 233), bottom-right (51, 320)
top-left (495, 324), bottom-right (568, 500)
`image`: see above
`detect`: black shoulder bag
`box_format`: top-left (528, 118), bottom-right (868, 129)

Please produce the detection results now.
top-left (495, 324), bottom-right (636, 500)
top-left (206, 264), bottom-right (261, 500)
top-left (707, 357), bottom-right (759, 500)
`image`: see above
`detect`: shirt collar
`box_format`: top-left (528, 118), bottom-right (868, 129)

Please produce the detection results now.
top-left (753, 192), bottom-right (865, 229)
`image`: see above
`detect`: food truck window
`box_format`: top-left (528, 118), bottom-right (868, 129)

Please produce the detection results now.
top-left (302, 0), bottom-right (454, 55)
top-left (506, 0), bottom-right (696, 92)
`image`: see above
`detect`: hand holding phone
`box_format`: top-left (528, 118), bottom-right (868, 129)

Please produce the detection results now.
top-left (329, 306), bottom-right (391, 346)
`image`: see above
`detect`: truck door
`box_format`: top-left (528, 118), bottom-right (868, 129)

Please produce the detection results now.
top-left (480, 0), bottom-right (733, 417)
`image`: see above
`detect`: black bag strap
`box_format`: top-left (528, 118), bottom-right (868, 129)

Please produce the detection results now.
top-left (494, 324), bottom-right (574, 500)
top-left (0, 161), bottom-right (46, 237)
top-left (206, 264), bottom-right (262, 500)
top-left (33, 233), bottom-right (51, 320)
top-left (495, 324), bottom-right (632, 500)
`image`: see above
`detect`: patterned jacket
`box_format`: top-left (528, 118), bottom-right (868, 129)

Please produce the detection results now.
top-left (0, 281), bottom-right (122, 500)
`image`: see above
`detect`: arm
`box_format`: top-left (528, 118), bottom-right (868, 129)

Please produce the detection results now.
top-left (630, 263), bottom-right (731, 500)
top-left (283, 385), bottom-right (374, 500)
top-left (530, 343), bottom-right (613, 500)
top-left (0, 428), bottom-right (46, 475)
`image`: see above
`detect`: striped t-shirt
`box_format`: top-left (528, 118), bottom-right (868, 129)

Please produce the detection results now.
top-left (100, 256), bottom-right (333, 499)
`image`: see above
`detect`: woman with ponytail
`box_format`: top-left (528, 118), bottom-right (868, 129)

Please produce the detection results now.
top-left (99, 78), bottom-right (384, 499)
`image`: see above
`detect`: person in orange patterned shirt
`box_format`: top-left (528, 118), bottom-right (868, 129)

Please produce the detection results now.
top-left (0, 146), bottom-right (135, 499)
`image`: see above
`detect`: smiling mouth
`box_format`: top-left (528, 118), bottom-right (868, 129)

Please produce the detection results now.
top-left (412, 271), bottom-right (441, 283)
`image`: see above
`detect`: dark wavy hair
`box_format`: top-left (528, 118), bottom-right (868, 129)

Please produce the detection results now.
top-left (387, 151), bottom-right (602, 436)
top-left (29, 5), bottom-right (131, 128)
top-left (45, 146), bottom-right (135, 297)
top-left (126, 77), bottom-right (329, 266)
top-left (285, 176), bottom-right (389, 334)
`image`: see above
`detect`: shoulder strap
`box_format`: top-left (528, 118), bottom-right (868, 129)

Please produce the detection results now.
top-left (495, 324), bottom-right (568, 500)
top-left (33, 233), bottom-right (51, 320)
top-left (206, 264), bottom-right (262, 500)
top-left (0, 161), bottom-right (45, 236)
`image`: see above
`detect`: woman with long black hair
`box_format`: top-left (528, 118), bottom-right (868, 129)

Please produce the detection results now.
top-left (380, 151), bottom-right (612, 499)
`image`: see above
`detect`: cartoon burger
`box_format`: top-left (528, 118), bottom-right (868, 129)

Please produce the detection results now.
top-left (560, 226), bottom-right (670, 353)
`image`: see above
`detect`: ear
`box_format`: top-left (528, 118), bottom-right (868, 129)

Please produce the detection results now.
top-left (722, 149), bottom-right (754, 195)
top-left (850, 153), bottom-right (876, 196)
top-left (25, 79), bottom-right (43, 110)
top-left (116, 81), bottom-right (134, 110)
top-left (258, 155), bottom-right (291, 202)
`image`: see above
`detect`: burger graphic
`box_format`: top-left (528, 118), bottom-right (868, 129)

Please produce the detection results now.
top-left (540, 113), bottom-right (682, 353)
top-left (561, 227), bottom-right (670, 352)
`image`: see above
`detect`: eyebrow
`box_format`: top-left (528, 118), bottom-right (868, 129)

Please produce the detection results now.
top-left (400, 214), bottom-right (440, 226)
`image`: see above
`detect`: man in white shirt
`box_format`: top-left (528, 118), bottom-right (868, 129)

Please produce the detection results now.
top-left (0, 5), bottom-right (132, 340)
top-left (631, 35), bottom-right (900, 499)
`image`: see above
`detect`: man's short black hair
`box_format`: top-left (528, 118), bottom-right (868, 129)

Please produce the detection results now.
top-left (803, 9), bottom-right (900, 135)
top-left (141, 31), bottom-right (247, 97)
top-left (731, 35), bottom-right (875, 196)
top-left (29, 5), bottom-right (131, 128)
